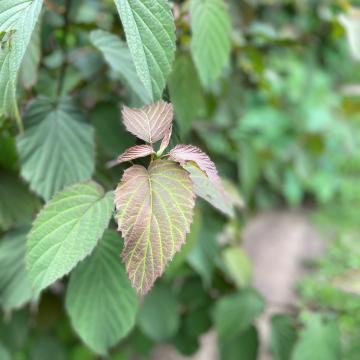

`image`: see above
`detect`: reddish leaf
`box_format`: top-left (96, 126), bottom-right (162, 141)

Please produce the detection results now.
top-left (158, 125), bottom-right (172, 155)
top-left (169, 144), bottom-right (221, 185)
top-left (115, 160), bottom-right (195, 294)
top-left (117, 145), bottom-right (154, 164)
top-left (122, 101), bottom-right (173, 143)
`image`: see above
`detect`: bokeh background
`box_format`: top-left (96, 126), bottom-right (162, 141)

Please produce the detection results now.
top-left (1, 0), bottom-right (360, 359)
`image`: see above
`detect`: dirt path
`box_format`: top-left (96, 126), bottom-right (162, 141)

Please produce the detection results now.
top-left (243, 210), bottom-right (325, 360)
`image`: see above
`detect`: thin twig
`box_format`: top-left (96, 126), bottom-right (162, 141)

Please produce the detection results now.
top-left (44, 0), bottom-right (64, 13)
top-left (15, 102), bottom-right (24, 133)
top-left (57, 0), bottom-right (72, 96)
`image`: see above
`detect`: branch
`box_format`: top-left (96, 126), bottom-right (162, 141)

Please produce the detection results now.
top-left (44, 0), bottom-right (64, 14)
top-left (57, 0), bottom-right (72, 96)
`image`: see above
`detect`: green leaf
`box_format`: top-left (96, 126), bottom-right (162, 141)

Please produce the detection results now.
top-left (0, 227), bottom-right (33, 311)
top-left (27, 181), bottom-right (114, 294)
top-left (0, 133), bottom-right (18, 171)
top-left (220, 325), bottom-right (259, 360)
top-left (238, 142), bottom-right (260, 199)
top-left (283, 169), bottom-right (303, 207)
top-left (138, 283), bottom-right (179, 342)
top-left (66, 230), bottom-right (138, 355)
top-left (184, 306), bottom-right (212, 338)
top-left (214, 289), bottom-right (265, 344)
top-left (215, 290), bottom-right (261, 358)
top-left (89, 29), bottom-right (151, 105)
top-left (0, 310), bottom-right (29, 351)
top-left (19, 22), bottom-right (41, 89)
top-left (172, 326), bottom-right (200, 356)
top-left (291, 315), bottom-right (341, 360)
top-left (30, 335), bottom-right (67, 360)
top-left (343, 337), bottom-right (360, 360)
top-left (222, 247), bottom-right (252, 289)
top-left (16, 97), bottom-right (95, 200)
top-left (128, 329), bottom-right (154, 357)
top-left (113, 0), bottom-right (176, 101)
top-left (182, 162), bottom-right (234, 217)
top-left (178, 277), bottom-right (210, 311)
top-left (0, 0), bottom-right (43, 123)
top-left (0, 172), bottom-right (40, 231)
top-left (187, 211), bottom-right (223, 286)
top-left (89, 102), bottom-right (133, 159)
top-left (115, 160), bottom-right (195, 294)
top-left (270, 314), bottom-right (297, 360)
top-left (190, 0), bottom-right (231, 87)
top-left (0, 343), bottom-right (10, 360)
top-left (168, 53), bottom-right (205, 135)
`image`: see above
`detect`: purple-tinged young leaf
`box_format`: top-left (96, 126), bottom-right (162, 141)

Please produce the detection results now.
top-left (122, 101), bottom-right (173, 144)
top-left (169, 144), bottom-right (221, 185)
top-left (114, 160), bottom-right (195, 294)
top-left (117, 145), bottom-right (154, 164)
top-left (158, 125), bottom-right (172, 155)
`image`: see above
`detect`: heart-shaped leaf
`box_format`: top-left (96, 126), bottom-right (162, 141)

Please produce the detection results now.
top-left (122, 101), bottom-right (173, 144)
top-left (115, 160), bottom-right (195, 294)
